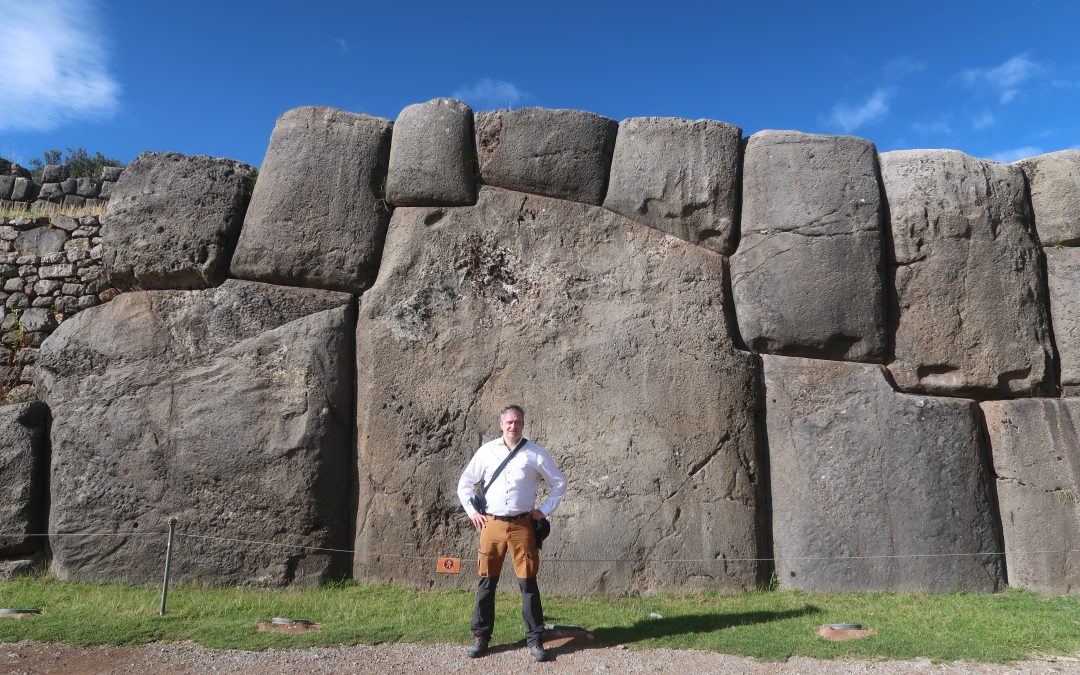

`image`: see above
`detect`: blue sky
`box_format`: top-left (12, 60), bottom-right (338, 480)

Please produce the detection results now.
top-left (2, 0), bottom-right (1078, 168)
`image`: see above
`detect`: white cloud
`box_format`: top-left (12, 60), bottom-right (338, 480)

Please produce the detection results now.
top-left (987, 146), bottom-right (1043, 163)
top-left (827, 88), bottom-right (892, 133)
top-left (912, 116), bottom-right (952, 135)
top-left (335, 38), bottom-right (347, 54)
top-left (971, 112), bottom-right (995, 130)
top-left (0, 0), bottom-right (119, 132)
top-left (452, 79), bottom-right (528, 110)
top-left (884, 57), bottom-right (926, 79)
top-left (961, 54), bottom-right (1042, 105)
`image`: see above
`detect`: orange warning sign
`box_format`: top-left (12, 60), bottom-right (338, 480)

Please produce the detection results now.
top-left (437, 557), bottom-right (462, 574)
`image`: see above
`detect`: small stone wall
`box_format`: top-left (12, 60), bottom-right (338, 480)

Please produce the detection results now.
top-left (0, 214), bottom-right (116, 403)
top-left (0, 162), bottom-right (122, 212)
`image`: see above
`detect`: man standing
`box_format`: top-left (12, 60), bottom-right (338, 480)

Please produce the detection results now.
top-left (457, 404), bottom-right (567, 662)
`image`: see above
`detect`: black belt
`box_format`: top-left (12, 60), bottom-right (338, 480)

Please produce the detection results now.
top-left (489, 513), bottom-right (528, 522)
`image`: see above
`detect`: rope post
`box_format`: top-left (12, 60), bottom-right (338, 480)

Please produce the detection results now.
top-left (159, 517), bottom-right (177, 617)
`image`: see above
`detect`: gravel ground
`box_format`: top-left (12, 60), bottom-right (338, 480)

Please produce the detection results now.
top-left (3, 641), bottom-right (1080, 674)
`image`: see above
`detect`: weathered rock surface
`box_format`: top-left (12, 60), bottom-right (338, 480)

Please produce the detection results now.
top-left (387, 99), bottom-right (475, 206)
top-left (1016, 150), bottom-right (1080, 246)
top-left (1045, 247), bottom-right (1080, 391)
top-left (355, 186), bottom-right (766, 594)
top-left (764, 355), bottom-right (1005, 592)
top-left (101, 152), bottom-right (256, 290)
top-left (475, 108), bottom-right (617, 206)
top-left (732, 131), bottom-right (886, 362)
top-left (14, 227), bottom-right (67, 256)
top-left (881, 150), bottom-right (1055, 397)
top-left (0, 552), bottom-right (44, 580)
top-left (0, 175), bottom-right (13, 200)
top-left (231, 106), bottom-right (393, 294)
top-left (37, 280), bottom-right (355, 586)
top-left (0, 402), bottom-right (48, 556)
top-left (981, 399), bottom-right (1080, 594)
top-left (603, 117), bottom-right (742, 255)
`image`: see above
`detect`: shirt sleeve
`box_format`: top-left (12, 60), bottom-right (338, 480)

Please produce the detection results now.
top-left (535, 446), bottom-right (567, 517)
top-left (457, 450), bottom-right (484, 516)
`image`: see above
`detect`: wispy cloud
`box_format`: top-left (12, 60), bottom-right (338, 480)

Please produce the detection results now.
top-left (971, 112), bottom-right (995, 130)
top-left (827, 88), bottom-right (892, 133)
top-left (335, 38), bottom-right (347, 54)
top-left (0, 0), bottom-right (119, 132)
top-left (452, 79), bottom-right (529, 110)
top-left (884, 57), bottom-right (926, 79)
top-left (912, 116), bottom-right (952, 135)
top-left (961, 54), bottom-right (1042, 105)
top-left (987, 146), bottom-right (1043, 163)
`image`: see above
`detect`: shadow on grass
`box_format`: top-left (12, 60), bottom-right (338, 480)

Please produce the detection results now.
top-left (591, 605), bottom-right (822, 647)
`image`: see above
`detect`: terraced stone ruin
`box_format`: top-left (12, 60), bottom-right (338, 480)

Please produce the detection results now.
top-left (2, 99), bottom-right (1078, 594)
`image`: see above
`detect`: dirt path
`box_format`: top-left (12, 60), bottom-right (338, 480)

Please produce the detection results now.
top-left (3, 641), bottom-right (1079, 674)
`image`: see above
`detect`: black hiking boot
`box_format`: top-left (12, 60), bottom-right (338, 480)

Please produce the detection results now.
top-left (466, 635), bottom-right (489, 658)
top-left (527, 642), bottom-right (550, 662)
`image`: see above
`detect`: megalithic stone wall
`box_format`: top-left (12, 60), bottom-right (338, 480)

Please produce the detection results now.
top-left (4, 100), bottom-right (1079, 594)
top-left (0, 161), bottom-right (123, 212)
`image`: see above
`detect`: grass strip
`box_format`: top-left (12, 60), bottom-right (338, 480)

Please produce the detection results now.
top-left (0, 577), bottom-right (1077, 662)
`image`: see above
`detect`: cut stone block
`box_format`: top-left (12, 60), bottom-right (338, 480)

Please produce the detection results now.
top-left (475, 108), bottom-right (617, 205)
top-left (764, 355), bottom-right (1005, 592)
top-left (102, 151), bottom-right (256, 290)
top-left (1045, 247), bottom-right (1080, 392)
top-left (981, 399), bottom-right (1080, 593)
top-left (387, 98), bottom-right (475, 206)
top-left (356, 186), bottom-right (766, 594)
top-left (10, 178), bottom-right (35, 202)
top-left (0, 176), bottom-right (13, 200)
top-left (603, 117), bottom-right (742, 255)
top-left (37, 280), bottom-right (355, 586)
top-left (14, 227), bottom-right (67, 256)
top-left (42, 164), bottom-right (68, 183)
top-left (0, 402), bottom-right (49, 556)
top-left (732, 131), bottom-right (886, 362)
top-left (231, 106), bottom-right (392, 295)
top-left (881, 150), bottom-right (1055, 397)
top-left (1016, 150), bottom-right (1080, 246)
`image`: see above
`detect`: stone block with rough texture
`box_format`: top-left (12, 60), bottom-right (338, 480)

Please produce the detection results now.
top-left (1045, 247), bottom-right (1080, 391)
top-left (603, 117), bottom-right (742, 255)
top-left (0, 402), bottom-right (49, 556)
top-left (475, 108), bottom-right (617, 205)
top-left (0, 176), bottom-right (13, 200)
top-left (881, 150), bottom-right (1055, 397)
top-left (355, 187), bottom-right (766, 595)
top-left (231, 106), bottom-right (393, 294)
top-left (1016, 150), bottom-right (1080, 246)
top-left (37, 280), bottom-right (355, 587)
top-left (42, 165), bottom-right (68, 183)
top-left (102, 152), bottom-right (256, 290)
top-left (981, 399), bottom-right (1080, 594)
top-left (387, 98), bottom-right (475, 206)
top-left (764, 355), bottom-right (1004, 592)
top-left (732, 131), bottom-right (886, 362)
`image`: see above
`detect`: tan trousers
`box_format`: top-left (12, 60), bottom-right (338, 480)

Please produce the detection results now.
top-left (477, 515), bottom-right (539, 578)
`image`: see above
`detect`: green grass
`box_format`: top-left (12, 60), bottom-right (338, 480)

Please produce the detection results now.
top-left (0, 577), bottom-right (1078, 662)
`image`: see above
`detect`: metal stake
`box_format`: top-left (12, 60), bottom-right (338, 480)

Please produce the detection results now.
top-left (159, 517), bottom-right (177, 616)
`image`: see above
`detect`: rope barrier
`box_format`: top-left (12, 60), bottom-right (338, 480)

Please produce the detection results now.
top-left (5, 530), bottom-right (1077, 564)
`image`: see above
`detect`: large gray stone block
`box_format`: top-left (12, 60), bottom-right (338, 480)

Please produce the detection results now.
top-left (387, 98), bottom-right (475, 206)
top-left (10, 177), bottom-right (36, 202)
top-left (0, 175), bottom-right (13, 200)
top-left (355, 186), bottom-right (766, 595)
top-left (101, 152), bottom-right (256, 290)
top-left (230, 106), bottom-right (392, 295)
top-left (764, 355), bottom-right (1004, 592)
top-left (41, 164), bottom-right (68, 183)
top-left (475, 108), bottom-right (617, 205)
top-left (1016, 150), bottom-right (1080, 246)
top-left (1045, 247), bottom-right (1080, 392)
top-left (15, 227), bottom-right (67, 256)
top-left (37, 280), bottom-right (355, 586)
top-left (0, 402), bottom-right (49, 557)
top-left (881, 150), bottom-right (1055, 397)
top-left (732, 131), bottom-right (886, 362)
top-left (981, 399), bottom-right (1080, 593)
top-left (603, 117), bottom-right (741, 255)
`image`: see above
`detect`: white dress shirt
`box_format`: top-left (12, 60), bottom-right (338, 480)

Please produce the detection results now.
top-left (457, 437), bottom-right (567, 517)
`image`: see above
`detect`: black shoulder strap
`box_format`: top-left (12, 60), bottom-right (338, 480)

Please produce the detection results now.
top-left (481, 438), bottom-right (528, 496)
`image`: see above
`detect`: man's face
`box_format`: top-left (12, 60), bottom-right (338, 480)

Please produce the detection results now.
top-left (500, 410), bottom-right (524, 444)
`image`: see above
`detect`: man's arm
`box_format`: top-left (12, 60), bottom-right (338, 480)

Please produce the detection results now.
top-left (534, 447), bottom-right (567, 517)
top-left (457, 450), bottom-right (488, 530)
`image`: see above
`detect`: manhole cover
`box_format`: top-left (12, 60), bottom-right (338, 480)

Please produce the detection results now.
top-left (0, 609), bottom-right (40, 618)
top-left (817, 624), bottom-right (876, 641)
top-left (257, 618), bottom-right (320, 634)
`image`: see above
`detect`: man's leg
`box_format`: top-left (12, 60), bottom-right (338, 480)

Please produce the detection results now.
top-left (508, 519), bottom-right (548, 660)
top-left (469, 519), bottom-right (507, 653)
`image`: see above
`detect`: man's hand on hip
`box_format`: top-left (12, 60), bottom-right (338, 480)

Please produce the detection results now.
top-left (469, 512), bottom-right (488, 530)
top-left (530, 509), bottom-right (545, 520)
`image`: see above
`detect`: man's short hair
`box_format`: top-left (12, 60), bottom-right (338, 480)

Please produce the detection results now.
top-left (499, 404), bottom-right (525, 420)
